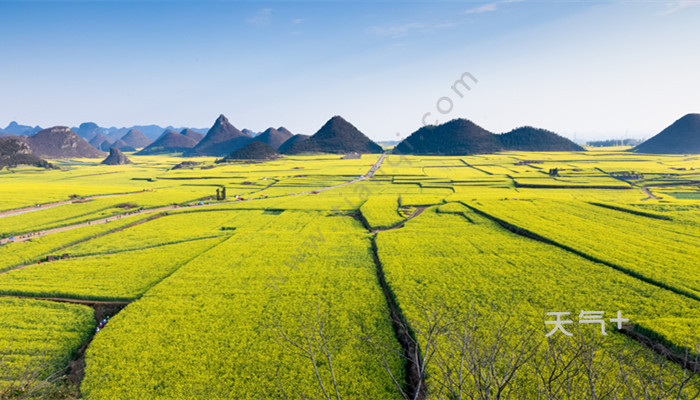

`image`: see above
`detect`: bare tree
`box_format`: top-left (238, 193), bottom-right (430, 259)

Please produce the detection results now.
top-left (423, 305), bottom-right (541, 400)
top-left (269, 297), bottom-right (700, 400)
top-left (612, 340), bottom-right (700, 400)
top-left (359, 297), bottom-right (543, 400)
top-left (267, 305), bottom-right (341, 400)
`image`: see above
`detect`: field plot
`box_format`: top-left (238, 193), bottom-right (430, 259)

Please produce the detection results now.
top-left (0, 298), bottom-right (94, 389)
top-left (635, 202), bottom-right (700, 226)
top-left (63, 211), bottom-right (235, 255)
top-left (461, 198), bottom-right (700, 300)
top-left (0, 238), bottom-right (222, 301)
top-left (510, 171), bottom-right (631, 188)
top-left (0, 188), bottom-right (222, 238)
top-left (81, 210), bottom-right (404, 399)
top-left (0, 182), bottom-right (133, 212)
top-left (360, 195), bottom-right (405, 229)
top-left (0, 150), bottom-right (697, 399)
top-left (0, 214), bottom-right (148, 272)
top-left (377, 205), bottom-right (700, 398)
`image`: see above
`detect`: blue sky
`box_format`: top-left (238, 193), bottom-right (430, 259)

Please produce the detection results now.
top-left (1, 0), bottom-right (699, 141)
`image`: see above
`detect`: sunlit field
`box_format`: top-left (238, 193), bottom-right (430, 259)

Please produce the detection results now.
top-left (1, 151), bottom-right (698, 399)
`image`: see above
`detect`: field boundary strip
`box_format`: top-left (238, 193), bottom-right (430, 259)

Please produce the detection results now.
top-left (358, 205), bottom-right (432, 398)
top-left (459, 160), bottom-right (494, 175)
top-left (67, 234), bottom-right (228, 258)
top-left (0, 235), bottom-right (228, 302)
top-left (587, 202), bottom-right (671, 220)
top-left (435, 205), bottom-right (475, 223)
top-left (369, 234), bottom-right (426, 400)
top-left (641, 187), bottom-right (660, 200)
top-left (0, 294), bottom-right (129, 307)
top-left (512, 182), bottom-right (632, 189)
top-left (134, 234), bottom-right (231, 297)
top-left (370, 207), bottom-right (428, 233)
top-left (619, 325), bottom-right (700, 373)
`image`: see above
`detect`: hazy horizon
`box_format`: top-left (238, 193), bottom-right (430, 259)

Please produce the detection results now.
top-left (2, 0), bottom-right (699, 142)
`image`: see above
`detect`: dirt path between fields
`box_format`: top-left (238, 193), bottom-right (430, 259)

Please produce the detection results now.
top-left (641, 187), bottom-right (659, 200)
top-left (0, 294), bottom-right (129, 307)
top-left (0, 294), bottom-right (131, 385)
top-left (0, 201), bottom-right (236, 245)
top-left (0, 190), bottom-right (153, 218)
top-left (0, 208), bottom-right (173, 245)
top-left (370, 236), bottom-right (426, 400)
top-left (363, 202), bottom-right (428, 399)
top-left (0, 214), bottom-right (171, 275)
top-left (371, 206), bottom-right (426, 233)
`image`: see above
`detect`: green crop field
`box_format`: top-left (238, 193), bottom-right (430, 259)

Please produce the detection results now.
top-left (377, 204), bottom-right (699, 397)
top-left (0, 298), bottom-right (94, 395)
top-left (81, 210), bottom-right (403, 399)
top-left (0, 151), bottom-right (698, 399)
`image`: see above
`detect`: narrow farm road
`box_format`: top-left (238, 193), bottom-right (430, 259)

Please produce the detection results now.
top-left (0, 206), bottom-right (174, 245)
top-left (313, 152), bottom-right (385, 193)
top-left (0, 190), bottom-right (153, 218)
top-left (641, 187), bottom-right (659, 200)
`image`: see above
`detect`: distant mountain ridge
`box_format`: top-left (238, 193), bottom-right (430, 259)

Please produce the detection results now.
top-left (63, 122), bottom-right (208, 142)
top-left (394, 118), bottom-right (583, 155)
top-left (255, 127), bottom-right (293, 150)
top-left (88, 132), bottom-right (113, 151)
top-left (281, 116), bottom-right (382, 154)
top-left (25, 127), bottom-right (106, 158)
top-left (120, 129), bottom-right (153, 148)
top-left (277, 127), bottom-right (293, 137)
top-left (186, 115), bottom-right (252, 156)
top-left (11, 115), bottom-right (687, 157)
top-left (1, 122), bottom-right (42, 136)
top-left (222, 141), bottom-right (281, 161)
top-left (73, 122), bottom-right (106, 140)
top-left (498, 126), bottom-right (584, 152)
top-left (110, 139), bottom-right (136, 152)
top-left (632, 113), bottom-right (700, 154)
top-left (278, 134), bottom-right (310, 154)
top-left (136, 129), bottom-right (199, 155)
top-left (180, 129), bottom-right (205, 143)
top-left (0, 136), bottom-right (54, 169)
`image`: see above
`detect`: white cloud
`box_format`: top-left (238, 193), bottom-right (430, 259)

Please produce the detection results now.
top-left (368, 0), bottom-right (522, 38)
top-left (292, 18), bottom-right (306, 24)
top-left (246, 8), bottom-right (273, 27)
top-left (661, 0), bottom-right (700, 15)
top-left (463, 0), bottom-right (524, 15)
top-left (463, 3), bottom-right (499, 14)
